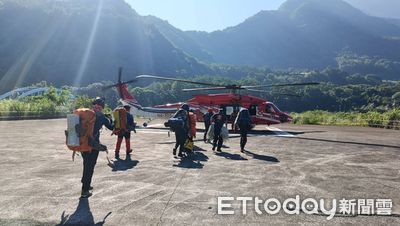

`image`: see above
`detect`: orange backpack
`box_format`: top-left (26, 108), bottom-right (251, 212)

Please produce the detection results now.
top-left (66, 108), bottom-right (96, 152)
top-left (112, 107), bottom-right (127, 135)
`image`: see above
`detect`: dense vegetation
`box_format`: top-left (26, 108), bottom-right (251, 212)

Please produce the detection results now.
top-left (292, 109), bottom-right (400, 129)
top-left (1, 0), bottom-right (400, 93)
top-left (0, 88), bottom-right (96, 119)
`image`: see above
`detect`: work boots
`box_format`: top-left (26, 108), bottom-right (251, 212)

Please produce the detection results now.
top-left (81, 190), bottom-right (92, 198)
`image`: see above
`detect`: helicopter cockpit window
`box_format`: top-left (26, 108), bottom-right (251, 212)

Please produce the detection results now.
top-left (249, 104), bottom-right (258, 115)
top-left (225, 106), bottom-right (234, 116)
top-left (266, 104), bottom-right (275, 113)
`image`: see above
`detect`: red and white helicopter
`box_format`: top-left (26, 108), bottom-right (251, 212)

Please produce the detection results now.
top-left (103, 68), bottom-right (318, 126)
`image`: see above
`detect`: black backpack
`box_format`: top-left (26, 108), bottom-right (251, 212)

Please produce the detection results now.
top-left (204, 112), bottom-right (212, 123)
top-left (165, 109), bottom-right (188, 131)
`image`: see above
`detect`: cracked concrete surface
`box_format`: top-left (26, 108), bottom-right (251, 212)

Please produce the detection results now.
top-left (0, 119), bottom-right (399, 225)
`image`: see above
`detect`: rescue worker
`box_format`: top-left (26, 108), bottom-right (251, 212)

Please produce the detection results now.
top-left (114, 105), bottom-right (136, 159)
top-left (182, 109), bottom-right (197, 154)
top-left (234, 108), bottom-right (252, 152)
top-left (188, 109), bottom-right (197, 140)
top-left (81, 97), bottom-right (113, 198)
top-left (230, 108), bottom-right (239, 131)
top-left (211, 109), bottom-right (227, 152)
top-left (203, 108), bottom-right (213, 142)
top-left (172, 104), bottom-right (190, 157)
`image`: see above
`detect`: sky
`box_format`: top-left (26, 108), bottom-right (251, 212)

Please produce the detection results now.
top-left (126, 0), bottom-right (400, 32)
top-left (126, 0), bottom-right (285, 32)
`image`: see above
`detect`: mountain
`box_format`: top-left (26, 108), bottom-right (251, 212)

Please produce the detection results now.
top-left (0, 0), bottom-right (209, 92)
top-left (180, 0), bottom-right (400, 69)
top-left (386, 18), bottom-right (400, 29)
top-left (1, 0), bottom-right (400, 93)
top-left (141, 16), bottom-right (214, 62)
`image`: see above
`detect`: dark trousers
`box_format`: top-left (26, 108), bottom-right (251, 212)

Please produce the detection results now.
top-left (175, 130), bottom-right (187, 154)
top-left (213, 130), bottom-right (223, 150)
top-left (239, 126), bottom-right (249, 150)
top-left (81, 150), bottom-right (99, 192)
top-left (204, 124), bottom-right (210, 141)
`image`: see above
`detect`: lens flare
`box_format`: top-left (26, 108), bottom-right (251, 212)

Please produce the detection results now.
top-left (74, 0), bottom-right (104, 87)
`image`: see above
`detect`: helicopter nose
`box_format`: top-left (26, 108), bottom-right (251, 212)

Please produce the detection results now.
top-left (286, 113), bottom-right (293, 122)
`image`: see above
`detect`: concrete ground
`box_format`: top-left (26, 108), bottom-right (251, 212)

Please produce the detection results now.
top-left (0, 119), bottom-right (399, 225)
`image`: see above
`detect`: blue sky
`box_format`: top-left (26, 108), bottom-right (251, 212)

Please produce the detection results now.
top-left (126, 0), bottom-right (285, 32)
top-left (126, 0), bottom-right (400, 32)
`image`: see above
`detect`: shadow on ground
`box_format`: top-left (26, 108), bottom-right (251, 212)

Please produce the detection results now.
top-left (173, 146), bottom-right (209, 169)
top-left (215, 151), bottom-right (248, 161)
top-left (57, 198), bottom-right (111, 226)
top-left (107, 155), bottom-right (139, 172)
top-left (242, 150), bottom-right (279, 163)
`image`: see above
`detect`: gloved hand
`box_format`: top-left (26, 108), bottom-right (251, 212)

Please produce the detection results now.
top-left (133, 123), bottom-right (137, 133)
top-left (92, 142), bottom-right (108, 152)
top-left (127, 126), bottom-right (136, 133)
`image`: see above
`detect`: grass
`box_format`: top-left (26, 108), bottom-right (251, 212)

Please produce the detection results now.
top-left (291, 109), bottom-right (400, 129)
top-left (0, 88), bottom-right (93, 119)
top-left (0, 99), bottom-right (68, 119)
top-left (0, 89), bottom-right (112, 120)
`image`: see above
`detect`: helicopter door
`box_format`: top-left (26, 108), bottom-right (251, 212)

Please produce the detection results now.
top-left (249, 104), bottom-right (258, 116)
top-left (221, 105), bottom-right (240, 121)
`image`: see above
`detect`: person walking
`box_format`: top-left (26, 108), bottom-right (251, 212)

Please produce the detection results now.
top-left (81, 97), bottom-right (113, 198)
top-left (172, 104), bottom-right (190, 157)
top-left (114, 105), bottom-right (136, 159)
top-left (211, 109), bottom-right (227, 152)
top-left (203, 108), bottom-right (213, 142)
top-left (234, 108), bottom-right (252, 152)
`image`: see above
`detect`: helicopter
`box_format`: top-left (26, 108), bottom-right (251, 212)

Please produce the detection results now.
top-left (103, 68), bottom-right (319, 126)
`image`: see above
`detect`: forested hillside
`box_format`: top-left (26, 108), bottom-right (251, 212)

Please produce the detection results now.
top-left (0, 0), bottom-right (209, 92)
top-left (0, 0), bottom-right (399, 109)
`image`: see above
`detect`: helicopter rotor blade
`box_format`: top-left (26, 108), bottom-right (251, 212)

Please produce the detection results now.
top-left (245, 88), bottom-right (301, 97)
top-left (243, 82), bottom-right (320, 89)
top-left (244, 88), bottom-right (271, 93)
top-left (182, 87), bottom-right (230, 92)
top-left (101, 79), bottom-right (138, 91)
top-left (136, 75), bottom-right (224, 87)
top-left (121, 79), bottom-right (138, 85)
top-left (101, 84), bottom-right (117, 90)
